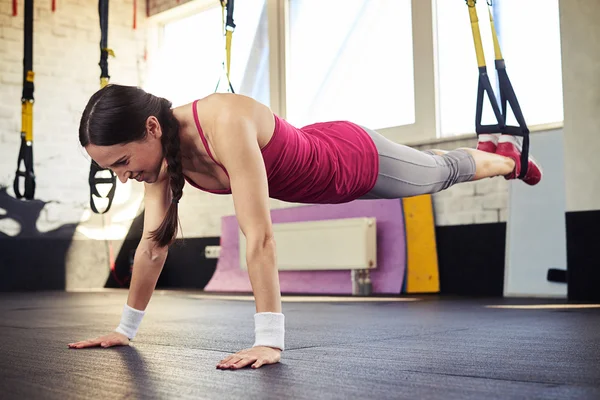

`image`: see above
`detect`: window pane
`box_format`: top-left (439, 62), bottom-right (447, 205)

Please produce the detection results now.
top-left (145, 0), bottom-right (269, 107)
top-left (436, 0), bottom-right (563, 137)
top-left (495, 0), bottom-right (563, 127)
top-left (436, 0), bottom-right (500, 137)
top-left (286, 0), bottom-right (414, 129)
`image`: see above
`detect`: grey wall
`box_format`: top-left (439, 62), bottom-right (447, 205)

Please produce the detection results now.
top-left (504, 129), bottom-right (567, 298)
top-left (559, 0), bottom-right (600, 213)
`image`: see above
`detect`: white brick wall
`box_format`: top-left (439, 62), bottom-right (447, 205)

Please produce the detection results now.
top-left (0, 0), bottom-right (147, 235)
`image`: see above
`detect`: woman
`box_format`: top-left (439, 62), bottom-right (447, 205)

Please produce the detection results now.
top-left (67, 84), bottom-right (541, 369)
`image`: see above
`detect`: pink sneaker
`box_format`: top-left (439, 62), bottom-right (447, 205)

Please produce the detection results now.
top-left (476, 133), bottom-right (499, 154)
top-left (495, 135), bottom-right (543, 186)
top-left (477, 140), bottom-right (497, 153)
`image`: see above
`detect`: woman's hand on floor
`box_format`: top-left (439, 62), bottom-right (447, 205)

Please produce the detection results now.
top-left (217, 346), bottom-right (281, 370)
top-left (68, 332), bottom-right (129, 349)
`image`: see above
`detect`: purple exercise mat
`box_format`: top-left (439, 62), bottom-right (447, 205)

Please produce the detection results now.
top-left (204, 199), bottom-right (406, 295)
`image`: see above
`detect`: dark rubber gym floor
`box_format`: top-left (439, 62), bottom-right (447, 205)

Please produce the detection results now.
top-left (0, 291), bottom-right (599, 400)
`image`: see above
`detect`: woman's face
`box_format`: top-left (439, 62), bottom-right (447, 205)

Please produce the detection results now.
top-left (85, 116), bottom-right (164, 184)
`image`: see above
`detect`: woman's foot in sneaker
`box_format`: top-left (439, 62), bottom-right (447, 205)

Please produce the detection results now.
top-left (495, 135), bottom-right (543, 185)
top-left (476, 133), bottom-right (500, 154)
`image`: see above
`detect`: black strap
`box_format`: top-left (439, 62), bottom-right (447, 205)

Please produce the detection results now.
top-left (22, 0), bottom-right (34, 101)
top-left (89, 161), bottom-right (117, 214)
top-left (475, 66), bottom-right (504, 135)
top-left (496, 60), bottom-right (530, 178)
top-left (475, 63), bottom-right (530, 179)
top-left (89, 0), bottom-right (117, 214)
top-left (225, 0), bottom-right (235, 31)
top-left (470, 0), bottom-right (530, 179)
top-left (13, 139), bottom-right (35, 200)
top-left (99, 0), bottom-right (110, 82)
top-left (14, 0), bottom-right (35, 200)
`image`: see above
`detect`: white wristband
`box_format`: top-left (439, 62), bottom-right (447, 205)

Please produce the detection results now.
top-left (253, 312), bottom-right (285, 351)
top-left (114, 304), bottom-right (145, 340)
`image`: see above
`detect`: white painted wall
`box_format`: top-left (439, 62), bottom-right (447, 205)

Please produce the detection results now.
top-left (559, 0), bottom-right (600, 213)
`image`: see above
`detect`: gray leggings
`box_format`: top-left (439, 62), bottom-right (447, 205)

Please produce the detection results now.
top-left (359, 126), bottom-right (476, 199)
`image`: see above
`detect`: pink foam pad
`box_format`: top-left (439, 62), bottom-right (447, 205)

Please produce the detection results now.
top-left (204, 199), bottom-right (406, 295)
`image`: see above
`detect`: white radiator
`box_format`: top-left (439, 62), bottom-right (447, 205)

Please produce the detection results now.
top-left (239, 217), bottom-right (377, 271)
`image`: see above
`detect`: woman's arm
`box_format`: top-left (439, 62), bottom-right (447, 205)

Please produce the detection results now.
top-left (213, 110), bottom-right (281, 314)
top-left (114, 171), bottom-right (172, 338)
top-left (126, 174), bottom-right (172, 311)
top-left (68, 170), bottom-right (172, 348)
top-left (111, 174), bottom-right (172, 341)
top-left (211, 107), bottom-right (284, 369)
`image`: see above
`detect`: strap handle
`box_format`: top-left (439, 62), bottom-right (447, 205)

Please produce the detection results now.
top-left (14, 132), bottom-right (35, 200)
top-left (466, 0), bottom-right (530, 178)
top-left (89, 161), bottom-right (117, 214)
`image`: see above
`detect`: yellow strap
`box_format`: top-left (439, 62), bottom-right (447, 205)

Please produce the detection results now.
top-left (225, 30), bottom-right (232, 79)
top-left (103, 48), bottom-right (115, 57)
top-left (467, 0), bottom-right (486, 68)
top-left (217, 0), bottom-right (233, 91)
top-left (222, 1), bottom-right (233, 83)
top-left (487, 6), bottom-right (503, 60)
top-left (21, 101), bottom-right (33, 142)
top-left (467, 0), bottom-right (504, 66)
top-left (22, 70), bottom-right (34, 142)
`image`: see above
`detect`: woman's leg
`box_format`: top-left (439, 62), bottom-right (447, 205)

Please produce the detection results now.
top-left (457, 147), bottom-right (515, 180)
top-left (426, 148), bottom-right (515, 180)
top-left (423, 147), bottom-right (515, 181)
top-left (359, 127), bottom-right (515, 199)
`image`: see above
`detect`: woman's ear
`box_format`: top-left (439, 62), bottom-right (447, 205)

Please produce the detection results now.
top-left (146, 116), bottom-right (162, 140)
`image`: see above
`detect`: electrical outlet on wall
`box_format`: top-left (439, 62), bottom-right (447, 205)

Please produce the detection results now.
top-left (205, 246), bottom-right (221, 259)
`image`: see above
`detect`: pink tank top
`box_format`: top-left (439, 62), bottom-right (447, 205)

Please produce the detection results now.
top-left (184, 100), bottom-right (379, 204)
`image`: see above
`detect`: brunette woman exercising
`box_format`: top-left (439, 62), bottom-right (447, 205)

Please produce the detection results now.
top-left (68, 84), bottom-right (541, 370)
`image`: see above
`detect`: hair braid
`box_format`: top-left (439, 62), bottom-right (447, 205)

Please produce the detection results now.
top-left (149, 99), bottom-right (184, 247)
top-left (162, 103), bottom-right (184, 204)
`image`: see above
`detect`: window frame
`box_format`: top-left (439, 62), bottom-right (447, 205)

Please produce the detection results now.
top-left (145, 0), bottom-right (563, 144)
top-left (268, 0), bottom-right (439, 143)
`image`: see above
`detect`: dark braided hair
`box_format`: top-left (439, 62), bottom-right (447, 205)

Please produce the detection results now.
top-left (150, 101), bottom-right (184, 246)
top-left (79, 84), bottom-right (183, 247)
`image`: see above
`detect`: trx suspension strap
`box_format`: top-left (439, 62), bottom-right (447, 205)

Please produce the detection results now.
top-left (215, 0), bottom-right (236, 93)
top-left (89, 0), bottom-right (117, 214)
top-left (466, 0), bottom-right (530, 178)
top-left (13, 0), bottom-right (35, 200)
top-left (98, 0), bottom-right (114, 89)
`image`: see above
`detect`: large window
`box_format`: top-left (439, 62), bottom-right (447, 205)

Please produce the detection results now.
top-left (145, 0), bottom-right (269, 107)
top-left (146, 0), bottom-right (563, 140)
top-left (285, 0), bottom-right (414, 130)
top-left (494, 0), bottom-right (563, 128)
top-left (436, 0), bottom-right (563, 137)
